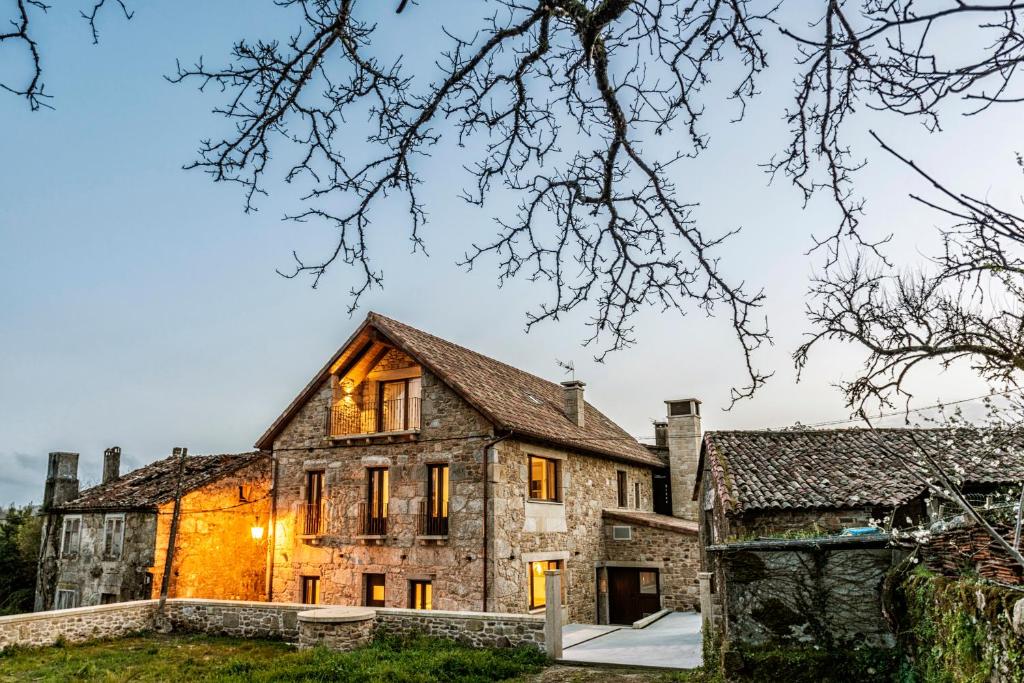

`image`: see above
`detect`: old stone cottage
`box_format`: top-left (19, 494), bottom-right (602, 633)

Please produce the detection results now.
top-left (35, 448), bottom-right (270, 611)
top-left (35, 313), bottom-right (703, 625)
top-left (257, 313), bottom-right (700, 624)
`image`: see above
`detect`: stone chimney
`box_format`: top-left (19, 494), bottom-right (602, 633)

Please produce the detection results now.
top-left (560, 380), bottom-right (586, 428)
top-left (102, 446), bottom-right (121, 484)
top-left (653, 421), bottom-right (668, 448)
top-left (665, 398), bottom-right (701, 520)
top-left (43, 452), bottom-right (80, 510)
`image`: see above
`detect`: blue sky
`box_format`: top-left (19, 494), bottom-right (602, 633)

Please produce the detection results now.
top-left (1, 2), bottom-right (1018, 504)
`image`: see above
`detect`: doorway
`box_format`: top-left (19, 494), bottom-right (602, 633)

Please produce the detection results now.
top-left (607, 567), bottom-right (661, 625)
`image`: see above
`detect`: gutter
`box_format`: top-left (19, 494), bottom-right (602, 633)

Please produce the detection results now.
top-left (482, 431), bottom-right (512, 612)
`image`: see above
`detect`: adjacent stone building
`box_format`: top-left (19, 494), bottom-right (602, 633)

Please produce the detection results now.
top-left (35, 448), bottom-right (271, 611)
top-left (257, 313), bottom-right (700, 624)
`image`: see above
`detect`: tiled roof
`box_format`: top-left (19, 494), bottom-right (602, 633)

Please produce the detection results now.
top-left (703, 428), bottom-right (1024, 514)
top-left (56, 451), bottom-right (267, 512)
top-left (256, 313), bottom-right (662, 467)
top-left (603, 509), bottom-right (698, 535)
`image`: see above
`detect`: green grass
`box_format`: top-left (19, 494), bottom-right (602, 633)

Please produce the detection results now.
top-left (0, 632), bottom-right (548, 682)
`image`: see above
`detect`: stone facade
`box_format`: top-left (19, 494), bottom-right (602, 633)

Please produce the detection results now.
top-left (601, 518), bottom-right (700, 614)
top-left (151, 459), bottom-right (272, 601)
top-left (0, 600), bottom-right (157, 650)
top-left (35, 511), bottom-right (157, 611)
top-left (162, 598), bottom-right (306, 640)
top-left (375, 608), bottom-right (545, 649)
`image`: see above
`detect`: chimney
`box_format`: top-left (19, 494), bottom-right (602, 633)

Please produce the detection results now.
top-left (103, 446), bottom-right (121, 484)
top-left (665, 398), bottom-right (701, 520)
top-left (653, 421), bottom-right (668, 448)
top-left (561, 380), bottom-right (586, 428)
top-left (43, 452), bottom-right (80, 510)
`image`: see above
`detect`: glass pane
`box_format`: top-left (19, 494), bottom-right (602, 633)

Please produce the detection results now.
top-left (530, 562), bottom-right (546, 608)
top-left (372, 584), bottom-right (385, 601)
top-left (381, 470), bottom-right (389, 517)
top-left (424, 582), bottom-right (432, 610)
top-left (639, 571), bottom-right (658, 594)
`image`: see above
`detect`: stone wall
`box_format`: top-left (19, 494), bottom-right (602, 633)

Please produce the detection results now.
top-left (601, 518), bottom-right (700, 612)
top-left (151, 458), bottom-right (272, 602)
top-left (0, 600), bottom-right (157, 650)
top-left (375, 608), bottom-right (545, 650)
top-left (714, 539), bottom-right (902, 650)
top-left (490, 439), bottom-right (654, 623)
top-left (271, 356), bottom-right (495, 612)
top-left (162, 598), bottom-right (307, 640)
top-left (34, 510), bottom-right (157, 611)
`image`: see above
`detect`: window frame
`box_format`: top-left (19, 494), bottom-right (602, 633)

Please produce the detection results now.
top-left (364, 573), bottom-right (386, 607)
top-left (60, 515), bottom-right (82, 558)
top-left (616, 471), bottom-right (628, 508)
top-left (304, 470), bottom-right (326, 536)
top-left (103, 513), bottom-right (125, 560)
top-left (377, 377), bottom-right (422, 432)
top-left (634, 481), bottom-right (641, 509)
top-left (409, 579), bottom-right (433, 610)
top-left (528, 559), bottom-right (564, 610)
top-left (55, 588), bottom-right (78, 610)
top-left (301, 575), bottom-right (320, 605)
top-left (527, 455), bottom-right (561, 503)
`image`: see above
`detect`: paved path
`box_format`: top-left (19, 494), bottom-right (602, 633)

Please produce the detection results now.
top-left (560, 611), bottom-right (702, 670)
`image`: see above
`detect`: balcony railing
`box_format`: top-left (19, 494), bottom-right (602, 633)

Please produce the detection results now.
top-left (329, 397), bottom-right (421, 437)
top-left (298, 502), bottom-right (328, 537)
top-left (418, 500), bottom-right (449, 537)
top-left (358, 501), bottom-right (389, 536)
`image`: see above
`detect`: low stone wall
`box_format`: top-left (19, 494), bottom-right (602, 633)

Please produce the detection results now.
top-left (375, 608), bottom-right (545, 650)
top-left (162, 598), bottom-right (308, 641)
top-left (0, 600), bottom-right (157, 650)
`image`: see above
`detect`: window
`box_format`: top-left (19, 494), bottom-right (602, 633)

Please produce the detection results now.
top-left (528, 456), bottom-right (560, 502)
top-left (634, 482), bottom-right (642, 509)
top-left (364, 573), bottom-right (386, 607)
top-left (528, 560), bottom-right (563, 610)
top-left (365, 468), bottom-right (389, 535)
top-left (378, 377), bottom-right (422, 432)
top-left (424, 464), bottom-right (449, 535)
top-left (60, 516), bottom-right (81, 558)
top-left (104, 514), bottom-right (125, 559)
top-left (616, 471), bottom-right (628, 507)
top-left (639, 570), bottom-right (659, 595)
top-left (55, 589), bottom-right (78, 610)
top-left (301, 576), bottom-right (320, 605)
top-left (304, 470), bottom-right (325, 536)
top-left (409, 580), bottom-right (432, 610)
top-left (100, 593), bottom-right (118, 605)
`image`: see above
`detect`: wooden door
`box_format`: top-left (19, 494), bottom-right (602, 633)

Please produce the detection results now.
top-left (607, 567), bottom-right (661, 625)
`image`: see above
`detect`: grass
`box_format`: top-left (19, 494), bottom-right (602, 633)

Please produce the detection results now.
top-left (0, 632), bottom-right (549, 683)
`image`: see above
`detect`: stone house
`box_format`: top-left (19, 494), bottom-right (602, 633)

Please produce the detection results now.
top-left (256, 312), bottom-right (701, 624)
top-left (35, 448), bottom-right (271, 611)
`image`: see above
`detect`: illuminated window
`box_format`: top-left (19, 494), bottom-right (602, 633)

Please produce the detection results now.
top-left (378, 377), bottom-right (422, 431)
top-left (410, 580), bottom-right (432, 610)
top-left (60, 516), bottom-right (81, 558)
top-left (301, 576), bottom-right (320, 604)
top-left (425, 464), bottom-right (449, 535)
top-left (528, 560), bottom-right (563, 609)
top-left (616, 471), bottom-right (628, 507)
top-left (103, 514), bottom-right (125, 559)
top-left (528, 456), bottom-right (560, 502)
top-left (304, 470), bottom-right (325, 536)
top-left (364, 573), bottom-right (386, 607)
top-left (365, 468), bottom-right (389, 535)
top-left (639, 570), bottom-right (659, 595)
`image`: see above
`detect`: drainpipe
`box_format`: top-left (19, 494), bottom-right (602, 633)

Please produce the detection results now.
top-left (482, 432), bottom-right (511, 613)
top-left (265, 452), bottom-right (279, 602)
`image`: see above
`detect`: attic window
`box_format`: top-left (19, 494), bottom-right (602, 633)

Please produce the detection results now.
top-left (524, 392), bottom-right (543, 405)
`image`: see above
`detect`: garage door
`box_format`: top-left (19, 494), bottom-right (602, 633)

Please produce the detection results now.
top-left (607, 567), bottom-right (661, 625)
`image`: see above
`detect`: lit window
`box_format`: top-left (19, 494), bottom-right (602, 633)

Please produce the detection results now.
top-left (301, 576), bottom-right (320, 605)
top-left (528, 560), bottom-right (563, 609)
top-left (104, 514), bottom-right (125, 559)
top-left (425, 464), bottom-right (449, 535)
top-left (365, 468), bottom-right (389, 535)
top-left (528, 456), bottom-right (560, 502)
top-left (410, 580), bottom-right (432, 610)
top-left (60, 516), bottom-right (81, 558)
top-left (639, 570), bottom-right (659, 595)
top-left (364, 573), bottom-right (386, 607)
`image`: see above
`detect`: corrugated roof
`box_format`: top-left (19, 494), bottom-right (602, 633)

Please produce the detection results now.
top-left (256, 313), bottom-right (662, 467)
top-left (703, 428), bottom-right (1024, 514)
top-left (56, 451), bottom-right (267, 512)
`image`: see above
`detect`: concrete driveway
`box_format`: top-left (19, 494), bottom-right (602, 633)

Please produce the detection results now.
top-left (560, 611), bottom-right (702, 670)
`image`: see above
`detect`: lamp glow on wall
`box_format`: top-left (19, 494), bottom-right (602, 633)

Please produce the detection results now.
top-left (251, 515), bottom-right (265, 540)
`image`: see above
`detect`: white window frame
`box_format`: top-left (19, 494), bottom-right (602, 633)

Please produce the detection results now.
top-left (103, 513), bottom-right (125, 559)
top-left (55, 588), bottom-right (79, 610)
top-left (60, 515), bottom-right (82, 558)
